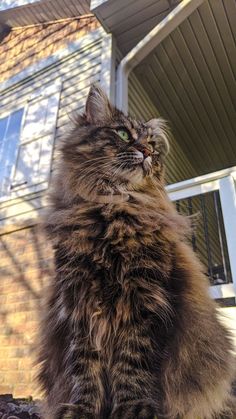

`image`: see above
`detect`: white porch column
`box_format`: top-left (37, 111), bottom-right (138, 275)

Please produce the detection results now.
top-left (219, 175), bottom-right (236, 293)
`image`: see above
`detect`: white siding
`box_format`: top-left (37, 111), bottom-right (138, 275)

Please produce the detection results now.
top-left (0, 30), bottom-right (104, 224)
top-left (0, 0), bottom-right (90, 26)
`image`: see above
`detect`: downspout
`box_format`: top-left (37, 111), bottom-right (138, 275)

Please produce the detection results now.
top-left (116, 0), bottom-right (205, 113)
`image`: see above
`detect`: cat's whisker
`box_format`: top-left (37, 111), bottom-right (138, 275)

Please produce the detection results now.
top-left (75, 158), bottom-right (121, 177)
top-left (78, 158), bottom-right (120, 174)
top-left (78, 166), bottom-right (119, 197)
top-left (78, 160), bottom-right (118, 180)
top-left (82, 159), bottom-right (129, 196)
top-left (79, 159), bottom-right (116, 170)
top-left (84, 161), bottom-right (125, 193)
top-left (116, 152), bottom-right (143, 158)
top-left (83, 159), bottom-right (125, 177)
top-left (80, 156), bottom-right (121, 169)
top-left (78, 156), bottom-right (141, 187)
top-left (107, 164), bottom-right (125, 188)
top-left (78, 163), bottom-right (122, 190)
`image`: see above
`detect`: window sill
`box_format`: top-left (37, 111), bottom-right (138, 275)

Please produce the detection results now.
top-left (0, 181), bottom-right (49, 204)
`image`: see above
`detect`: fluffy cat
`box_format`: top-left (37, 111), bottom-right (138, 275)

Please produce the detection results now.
top-left (38, 84), bottom-right (235, 419)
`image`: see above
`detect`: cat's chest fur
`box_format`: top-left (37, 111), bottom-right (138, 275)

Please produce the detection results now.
top-left (53, 199), bottom-right (173, 351)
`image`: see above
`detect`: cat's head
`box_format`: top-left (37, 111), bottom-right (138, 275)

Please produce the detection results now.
top-left (61, 84), bottom-right (170, 203)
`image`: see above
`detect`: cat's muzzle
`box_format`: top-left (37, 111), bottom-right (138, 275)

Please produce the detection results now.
top-left (131, 150), bottom-right (152, 175)
top-left (143, 156), bottom-right (152, 175)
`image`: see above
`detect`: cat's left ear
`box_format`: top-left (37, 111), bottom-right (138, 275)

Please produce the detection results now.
top-left (85, 84), bottom-right (112, 125)
top-left (146, 118), bottom-right (170, 159)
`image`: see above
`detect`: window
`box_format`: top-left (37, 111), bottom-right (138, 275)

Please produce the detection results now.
top-left (0, 82), bottom-right (61, 199)
top-left (0, 108), bottom-right (24, 196)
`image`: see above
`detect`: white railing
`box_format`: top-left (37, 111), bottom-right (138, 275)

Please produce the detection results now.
top-left (166, 166), bottom-right (236, 300)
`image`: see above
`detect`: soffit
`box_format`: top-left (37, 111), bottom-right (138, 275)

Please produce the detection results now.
top-left (0, 0), bottom-right (90, 28)
top-left (134, 0), bottom-right (236, 176)
top-left (92, 0), bottom-right (181, 55)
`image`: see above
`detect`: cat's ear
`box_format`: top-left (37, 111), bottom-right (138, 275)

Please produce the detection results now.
top-left (85, 84), bottom-right (112, 124)
top-left (146, 118), bottom-right (170, 158)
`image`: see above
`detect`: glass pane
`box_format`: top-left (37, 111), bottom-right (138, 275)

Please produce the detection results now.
top-left (6, 108), bottom-right (24, 141)
top-left (0, 116), bottom-right (8, 145)
top-left (0, 108), bottom-right (24, 195)
top-left (2, 108), bottom-right (24, 169)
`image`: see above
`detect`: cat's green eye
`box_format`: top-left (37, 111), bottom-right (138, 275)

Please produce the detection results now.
top-left (117, 129), bottom-right (130, 142)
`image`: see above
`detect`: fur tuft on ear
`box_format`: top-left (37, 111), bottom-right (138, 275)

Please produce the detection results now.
top-left (146, 118), bottom-right (170, 158)
top-left (85, 84), bottom-right (112, 125)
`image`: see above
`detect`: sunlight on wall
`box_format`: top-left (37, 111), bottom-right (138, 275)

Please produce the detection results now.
top-left (0, 0), bottom-right (37, 11)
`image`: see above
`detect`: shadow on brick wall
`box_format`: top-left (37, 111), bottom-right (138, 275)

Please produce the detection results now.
top-left (0, 224), bottom-right (54, 398)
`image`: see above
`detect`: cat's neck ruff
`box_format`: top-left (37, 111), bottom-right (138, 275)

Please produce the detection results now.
top-left (79, 190), bottom-right (130, 205)
top-left (77, 188), bottom-right (162, 207)
top-left (76, 178), bottom-right (162, 206)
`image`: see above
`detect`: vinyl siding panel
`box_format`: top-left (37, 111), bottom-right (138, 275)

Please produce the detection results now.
top-left (0, 30), bottom-right (104, 224)
top-left (0, 0), bottom-right (90, 27)
top-left (128, 73), bottom-right (197, 184)
top-left (0, 17), bottom-right (99, 84)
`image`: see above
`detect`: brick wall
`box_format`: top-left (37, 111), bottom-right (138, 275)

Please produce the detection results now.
top-left (0, 14), bottom-right (101, 398)
top-left (0, 224), bottom-right (53, 398)
top-left (0, 15), bottom-right (99, 83)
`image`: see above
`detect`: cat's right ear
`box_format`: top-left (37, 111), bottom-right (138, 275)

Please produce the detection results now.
top-left (85, 84), bottom-right (112, 125)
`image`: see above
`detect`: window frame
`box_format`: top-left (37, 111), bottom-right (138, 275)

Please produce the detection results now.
top-left (0, 81), bottom-right (62, 202)
top-left (0, 105), bottom-right (27, 197)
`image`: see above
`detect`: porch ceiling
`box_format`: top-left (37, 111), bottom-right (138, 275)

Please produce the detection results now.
top-left (91, 0), bottom-right (181, 55)
top-left (0, 0), bottom-right (90, 28)
top-left (134, 0), bottom-right (236, 176)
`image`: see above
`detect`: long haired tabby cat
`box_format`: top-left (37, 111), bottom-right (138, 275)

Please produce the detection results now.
top-left (38, 84), bottom-right (235, 419)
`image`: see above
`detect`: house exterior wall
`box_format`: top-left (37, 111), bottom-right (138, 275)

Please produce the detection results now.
top-left (0, 22), bottom-right (105, 223)
top-left (0, 17), bottom-right (109, 398)
top-left (0, 225), bottom-right (53, 397)
top-left (0, 16), bottom-right (99, 84)
top-left (128, 72), bottom-right (197, 184)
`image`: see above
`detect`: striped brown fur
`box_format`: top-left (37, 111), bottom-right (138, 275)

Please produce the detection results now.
top-left (37, 85), bottom-right (235, 418)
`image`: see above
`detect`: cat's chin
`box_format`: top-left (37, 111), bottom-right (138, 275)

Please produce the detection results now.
top-left (142, 156), bottom-right (152, 175)
top-left (122, 159), bottom-right (153, 183)
top-left (120, 167), bottom-right (145, 185)
top-left (132, 155), bottom-right (153, 177)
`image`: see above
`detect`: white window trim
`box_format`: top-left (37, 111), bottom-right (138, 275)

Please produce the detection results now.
top-left (0, 104), bottom-right (26, 122)
top-left (0, 81), bottom-right (62, 202)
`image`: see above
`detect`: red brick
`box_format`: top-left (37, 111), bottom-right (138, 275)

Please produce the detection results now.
top-left (18, 358), bottom-right (34, 370)
top-left (4, 370), bottom-right (31, 384)
top-left (0, 358), bottom-right (19, 371)
top-left (0, 384), bottom-right (13, 393)
top-left (13, 384), bottom-right (33, 398)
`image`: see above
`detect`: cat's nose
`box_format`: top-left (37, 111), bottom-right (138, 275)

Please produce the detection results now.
top-left (133, 142), bottom-right (153, 158)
